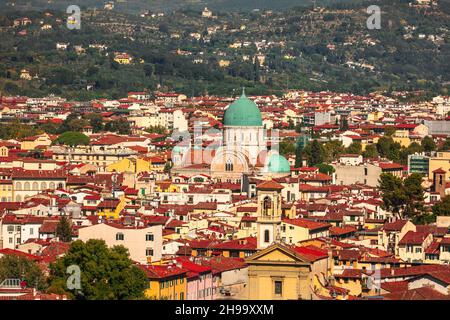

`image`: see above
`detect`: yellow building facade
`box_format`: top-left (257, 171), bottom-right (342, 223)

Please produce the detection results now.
top-left (429, 151), bottom-right (450, 181)
top-left (392, 130), bottom-right (411, 147)
top-left (245, 243), bottom-right (326, 300)
top-left (107, 157), bottom-right (151, 174)
top-left (142, 265), bottom-right (187, 300)
top-left (97, 196), bottom-right (128, 220)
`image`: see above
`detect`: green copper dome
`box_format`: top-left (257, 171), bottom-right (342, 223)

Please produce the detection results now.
top-left (223, 90), bottom-right (262, 126)
top-left (266, 153), bottom-right (291, 173)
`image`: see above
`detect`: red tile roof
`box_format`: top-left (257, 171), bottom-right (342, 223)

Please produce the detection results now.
top-left (377, 265), bottom-right (450, 279)
top-left (283, 218), bottom-right (331, 231)
top-left (382, 220), bottom-right (409, 232)
top-left (293, 245), bottom-right (328, 262)
top-left (11, 168), bottom-right (66, 179)
top-left (197, 256), bottom-right (247, 274)
top-left (382, 287), bottom-right (449, 300)
top-left (0, 248), bottom-right (41, 261)
top-left (378, 162), bottom-right (404, 170)
top-left (334, 268), bottom-right (363, 279)
top-left (211, 237), bottom-right (257, 251)
top-left (256, 180), bottom-right (284, 190)
top-left (175, 257), bottom-right (212, 278)
top-left (139, 264), bottom-right (187, 279)
top-left (398, 231), bottom-right (430, 245)
top-left (380, 281), bottom-right (409, 293)
top-left (329, 226), bottom-right (357, 236)
top-left (433, 168), bottom-right (446, 174)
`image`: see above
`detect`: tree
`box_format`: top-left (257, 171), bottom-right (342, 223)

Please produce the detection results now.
top-left (0, 255), bottom-right (47, 291)
top-left (279, 139), bottom-right (295, 156)
top-left (38, 121), bottom-right (60, 135)
top-left (363, 144), bottom-right (379, 159)
top-left (105, 119), bottom-right (131, 135)
top-left (47, 67), bottom-right (74, 85)
top-left (86, 66), bottom-right (99, 77)
top-left (346, 141), bottom-right (362, 155)
top-left (143, 64), bottom-right (154, 77)
top-left (287, 119), bottom-right (294, 130)
top-left (164, 162), bottom-right (172, 173)
top-left (403, 173), bottom-right (426, 221)
top-left (400, 142), bottom-right (423, 165)
top-left (379, 173), bottom-right (426, 221)
top-left (340, 117), bottom-right (349, 131)
top-left (379, 173), bottom-right (408, 218)
top-left (384, 127), bottom-right (396, 137)
top-left (56, 216), bottom-right (73, 242)
top-left (54, 132), bottom-right (90, 147)
top-left (48, 240), bottom-right (148, 300)
top-left (377, 136), bottom-right (392, 157)
top-left (58, 113), bottom-right (85, 133)
top-left (376, 136), bottom-right (401, 161)
top-left (4, 82), bottom-right (19, 95)
top-left (432, 196), bottom-right (450, 217)
top-left (317, 163), bottom-right (335, 174)
top-left (0, 121), bottom-right (40, 140)
top-left (85, 113), bottom-right (104, 133)
top-left (308, 140), bottom-right (324, 166)
top-left (146, 125), bottom-right (166, 134)
top-left (295, 143), bottom-right (303, 168)
top-left (253, 59), bottom-right (260, 82)
top-left (421, 136), bottom-right (436, 152)
top-left (67, 119), bottom-right (89, 132)
top-left (322, 140), bottom-right (345, 162)
top-left (294, 122), bottom-right (303, 133)
top-left (440, 138), bottom-right (450, 151)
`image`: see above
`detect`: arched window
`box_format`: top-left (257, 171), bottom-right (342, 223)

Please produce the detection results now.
top-left (15, 195), bottom-right (22, 202)
top-left (15, 182), bottom-right (22, 191)
top-left (32, 182), bottom-right (39, 190)
top-left (49, 182), bottom-right (55, 190)
top-left (263, 196), bottom-right (272, 215)
top-left (225, 159), bottom-right (233, 172)
top-left (57, 183), bottom-right (64, 189)
top-left (24, 182), bottom-right (30, 191)
top-left (41, 182), bottom-right (47, 190)
top-left (264, 230), bottom-right (270, 243)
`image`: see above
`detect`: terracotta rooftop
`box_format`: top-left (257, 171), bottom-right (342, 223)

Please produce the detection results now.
top-left (256, 180), bottom-right (284, 190)
top-left (283, 218), bottom-right (331, 231)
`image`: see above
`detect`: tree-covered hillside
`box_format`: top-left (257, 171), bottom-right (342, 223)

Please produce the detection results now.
top-left (1, 0), bottom-right (363, 13)
top-left (0, 0), bottom-right (449, 99)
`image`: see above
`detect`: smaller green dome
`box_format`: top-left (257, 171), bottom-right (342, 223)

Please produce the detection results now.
top-left (266, 153), bottom-right (291, 173)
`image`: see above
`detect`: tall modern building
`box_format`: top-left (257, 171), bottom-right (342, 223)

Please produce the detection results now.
top-left (407, 154), bottom-right (429, 175)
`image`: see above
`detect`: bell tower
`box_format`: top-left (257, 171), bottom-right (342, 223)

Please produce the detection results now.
top-left (432, 168), bottom-right (447, 198)
top-left (256, 180), bottom-right (284, 250)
